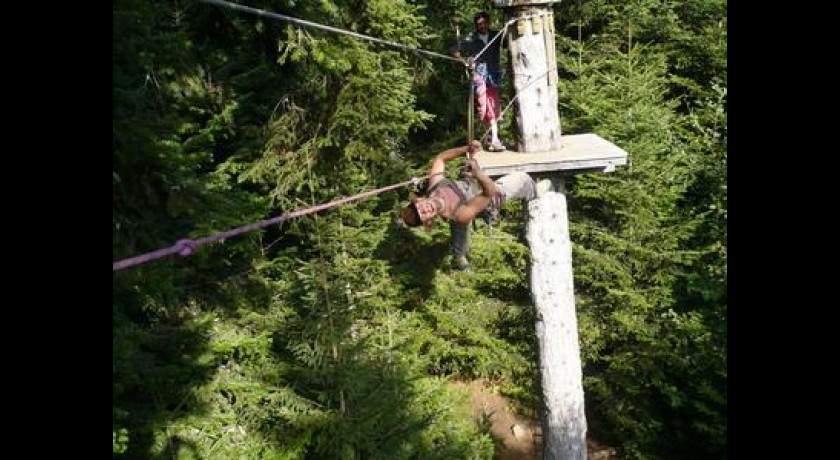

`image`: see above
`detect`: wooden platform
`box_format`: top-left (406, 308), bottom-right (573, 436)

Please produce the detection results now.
top-left (473, 133), bottom-right (628, 177)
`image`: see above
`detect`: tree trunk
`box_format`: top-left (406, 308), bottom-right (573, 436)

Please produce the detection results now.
top-left (526, 181), bottom-right (587, 460)
top-left (507, 6), bottom-right (561, 152)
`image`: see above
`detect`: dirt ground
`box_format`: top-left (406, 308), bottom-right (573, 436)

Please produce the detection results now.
top-left (455, 380), bottom-right (620, 460)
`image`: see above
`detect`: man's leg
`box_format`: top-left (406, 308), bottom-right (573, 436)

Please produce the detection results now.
top-left (449, 220), bottom-right (471, 270)
top-left (485, 85), bottom-right (505, 151)
top-left (478, 172), bottom-right (533, 227)
top-left (489, 84), bottom-right (502, 122)
top-left (494, 172), bottom-right (537, 202)
top-left (473, 73), bottom-right (489, 122)
top-left (473, 74), bottom-right (500, 150)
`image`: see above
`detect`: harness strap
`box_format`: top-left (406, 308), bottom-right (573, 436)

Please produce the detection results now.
top-left (428, 178), bottom-right (469, 221)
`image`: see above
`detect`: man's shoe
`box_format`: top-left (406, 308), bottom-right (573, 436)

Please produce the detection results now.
top-left (481, 206), bottom-right (500, 226)
top-left (487, 141), bottom-right (506, 152)
top-left (452, 255), bottom-right (470, 271)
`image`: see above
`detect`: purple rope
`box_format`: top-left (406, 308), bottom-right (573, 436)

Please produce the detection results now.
top-left (113, 175), bottom-right (428, 271)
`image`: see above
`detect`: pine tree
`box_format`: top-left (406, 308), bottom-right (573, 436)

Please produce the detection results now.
top-left (554, 1), bottom-right (726, 457)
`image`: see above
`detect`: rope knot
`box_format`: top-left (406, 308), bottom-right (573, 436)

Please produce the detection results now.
top-left (174, 238), bottom-right (197, 257)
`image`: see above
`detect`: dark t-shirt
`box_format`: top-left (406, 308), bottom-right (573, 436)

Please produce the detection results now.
top-left (455, 30), bottom-right (504, 85)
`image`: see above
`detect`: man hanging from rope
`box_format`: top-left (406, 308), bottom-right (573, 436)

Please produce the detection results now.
top-left (399, 140), bottom-right (549, 270)
top-left (452, 11), bottom-right (507, 152)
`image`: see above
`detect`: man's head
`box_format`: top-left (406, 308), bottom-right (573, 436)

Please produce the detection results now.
top-left (399, 194), bottom-right (437, 229)
top-left (474, 11), bottom-right (490, 34)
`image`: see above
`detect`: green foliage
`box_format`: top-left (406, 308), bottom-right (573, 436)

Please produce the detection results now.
top-left (557, 0), bottom-right (726, 108)
top-left (554, 2), bottom-right (727, 457)
top-left (113, 427), bottom-right (129, 454)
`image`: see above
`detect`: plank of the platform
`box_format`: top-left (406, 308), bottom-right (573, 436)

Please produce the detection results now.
top-left (473, 133), bottom-right (628, 177)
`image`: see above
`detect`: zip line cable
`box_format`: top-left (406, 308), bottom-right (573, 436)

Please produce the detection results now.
top-left (115, 2), bottom-right (469, 271)
top-left (200, 0), bottom-right (551, 149)
top-left (471, 17), bottom-right (516, 63)
top-left (478, 66), bottom-right (559, 144)
top-left (462, 13), bottom-right (552, 145)
top-left (113, 175), bottom-right (430, 271)
top-left (114, 7), bottom-right (561, 271)
top-left (468, 13), bottom-right (550, 63)
top-left (467, 61), bottom-right (475, 150)
top-left (460, 19), bottom-right (512, 152)
top-left (198, 0), bottom-right (460, 63)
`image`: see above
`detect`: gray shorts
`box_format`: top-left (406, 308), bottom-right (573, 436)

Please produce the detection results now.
top-left (455, 171), bottom-right (536, 205)
top-left (494, 171), bottom-right (536, 204)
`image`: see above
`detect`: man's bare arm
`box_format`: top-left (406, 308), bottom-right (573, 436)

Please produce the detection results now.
top-left (453, 161), bottom-right (498, 224)
top-left (429, 140), bottom-right (482, 187)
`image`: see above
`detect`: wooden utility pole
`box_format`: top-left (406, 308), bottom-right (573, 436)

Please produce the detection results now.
top-left (525, 178), bottom-right (586, 460)
top-left (480, 2), bottom-right (599, 459)
top-left (474, 2), bottom-right (628, 458)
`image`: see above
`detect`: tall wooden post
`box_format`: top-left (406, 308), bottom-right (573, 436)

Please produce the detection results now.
top-left (492, 2), bottom-right (586, 459)
top-left (498, 0), bottom-right (562, 152)
top-left (525, 179), bottom-right (586, 460)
